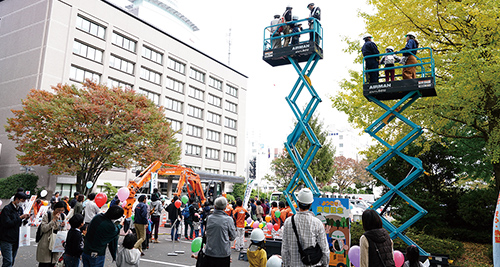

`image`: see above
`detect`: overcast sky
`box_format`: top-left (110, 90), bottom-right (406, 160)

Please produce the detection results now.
top-left (111, 0), bottom-right (373, 148)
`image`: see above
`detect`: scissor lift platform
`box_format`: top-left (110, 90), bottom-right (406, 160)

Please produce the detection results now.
top-left (363, 77), bottom-right (436, 101)
top-left (263, 41), bottom-right (323, 67)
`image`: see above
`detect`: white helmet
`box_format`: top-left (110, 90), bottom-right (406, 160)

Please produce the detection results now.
top-left (297, 188), bottom-right (314, 204)
top-left (250, 228), bottom-right (265, 242)
top-left (362, 33), bottom-right (372, 40)
top-left (267, 255), bottom-right (283, 267)
top-left (286, 4), bottom-right (292, 9)
top-left (292, 15), bottom-right (299, 21)
top-left (406, 32), bottom-right (416, 38)
top-left (386, 46), bottom-right (394, 52)
top-left (316, 214), bottom-right (326, 224)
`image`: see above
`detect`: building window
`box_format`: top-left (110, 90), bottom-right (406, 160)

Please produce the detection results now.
top-left (339, 135), bottom-right (343, 140)
top-left (339, 143), bottom-right (344, 148)
top-left (69, 65), bottom-right (100, 83)
top-left (168, 58), bottom-right (185, 74)
top-left (190, 68), bottom-right (205, 83)
top-left (75, 15), bottom-right (106, 39)
top-left (224, 134), bottom-right (236, 146)
top-left (207, 94), bottom-right (221, 108)
top-left (108, 78), bottom-right (132, 89)
top-left (206, 129), bottom-right (220, 142)
top-left (142, 46), bottom-right (163, 65)
top-left (109, 55), bottom-right (134, 75)
top-left (224, 117), bottom-right (237, 129)
top-left (225, 101), bottom-right (237, 113)
top-left (205, 148), bottom-right (220, 160)
top-left (187, 105), bottom-right (203, 119)
top-left (189, 86), bottom-right (204, 101)
top-left (73, 40), bottom-right (103, 63)
top-left (185, 144), bottom-right (201, 157)
top-left (207, 112), bottom-right (221, 125)
top-left (138, 88), bottom-right (159, 105)
top-left (209, 77), bottom-right (222, 90)
top-left (166, 77), bottom-right (184, 93)
top-left (186, 124), bottom-right (202, 138)
top-left (223, 151), bottom-right (236, 163)
top-left (185, 165), bottom-right (200, 171)
top-left (112, 32), bottom-right (136, 53)
top-left (226, 84), bottom-right (238, 97)
top-left (206, 168), bottom-right (219, 174)
top-left (140, 67), bottom-right (161, 85)
top-left (223, 170), bottom-right (236, 176)
top-left (166, 118), bottom-right (182, 131)
top-left (165, 97), bottom-right (183, 113)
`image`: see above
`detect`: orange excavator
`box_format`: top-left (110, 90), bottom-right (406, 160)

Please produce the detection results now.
top-left (123, 160), bottom-right (206, 218)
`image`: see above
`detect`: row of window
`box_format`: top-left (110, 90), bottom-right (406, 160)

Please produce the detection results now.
top-left (185, 144), bottom-right (236, 162)
top-left (75, 15), bottom-right (239, 97)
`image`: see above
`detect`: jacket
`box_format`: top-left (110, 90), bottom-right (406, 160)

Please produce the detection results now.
top-left (362, 40), bottom-right (380, 67)
top-left (149, 200), bottom-right (162, 217)
top-left (36, 212), bottom-right (65, 264)
top-left (400, 38), bottom-right (419, 57)
top-left (360, 228), bottom-right (395, 267)
top-left (116, 247), bottom-right (141, 267)
top-left (204, 209), bottom-right (236, 258)
top-left (0, 202), bottom-right (25, 244)
top-left (134, 202), bottom-right (148, 224)
top-left (166, 202), bottom-right (180, 222)
top-left (65, 228), bottom-right (84, 257)
top-left (247, 245), bottom-right (267, 267)
top-left (83, 213), bottom-right (122, 261)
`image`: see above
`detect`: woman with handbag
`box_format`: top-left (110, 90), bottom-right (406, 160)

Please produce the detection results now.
top-left (359, 209), bottom-right (395, 267)
top-left (37, 201), bottom-right (66, 267)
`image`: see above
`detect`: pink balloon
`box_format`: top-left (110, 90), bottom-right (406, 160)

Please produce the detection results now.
top-left (117, 187), bottom-right (130, 202)
top-left (252, 222), bottom-right (259, 229)
top-left (122, 201), bottom-right (127, 207)
top-left (348, 245), bottom-right (360, 267)
top-left (394, 250), bottom-right (404, 267)
top-left (267, 223), bottom-right (273, 231)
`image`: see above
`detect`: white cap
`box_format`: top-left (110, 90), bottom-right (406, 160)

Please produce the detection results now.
top-left (250, 228), bottom-right (265, 242)
top-left (267, 255), bottom-right (283, 267)
top-left (297, 188), bottom-right (314, 204)
top-left (214, 197), bottom-right (227, 210)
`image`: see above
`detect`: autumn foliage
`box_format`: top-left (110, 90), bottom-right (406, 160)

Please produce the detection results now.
top-left (6, 80), bottom-right (181, 194)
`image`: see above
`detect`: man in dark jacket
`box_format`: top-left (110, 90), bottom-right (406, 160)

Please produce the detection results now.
top-left (82, 205), bottom-right (124, 267)
top-left (166, 196), bottom-right (181, 241)
top-left (64, 214), bottom-right (84, 267)
top-left (362, 34), bottom-right (380, 84)
top-left (183, 198), bottom-right (196, 240)
top-left (134, 195), bottom-right (148, 255)
top-left (0, 192), bottom-right (29, 267)
top-left (69, 191), bottom-right (80, 208)
top-left (282, 5), bottom-right (293, 47)
top-left (307, 3), bottom-right (321, 44)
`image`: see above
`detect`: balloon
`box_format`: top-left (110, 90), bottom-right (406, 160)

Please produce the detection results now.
top-left (348, 246), bottom-right (361, 267)
top-left (86, 181), bottom-right (93, 189)
top-left (245, 221), bottom-right (248, 227)
top-left (107, 202), bottom-right (110, 208)
top-left (246, 217), bottom-right (252, 224)
top-left (191, 237), bottom-right (203, 253)
top-left (131, 214), bottom-right (135, 221)
top-left (267, 223), bottom-right (273, 231)
top-left (273, 223), bottom-right (280, 231)
top-left (95, 192), bottom-right (107, 208)
top-left (262, 221), bottom-right (266, 226)
top-left (117, 187), bottom-right (130, 202)
top-left (0, 200), bottom-right (2, 206)
top-left (122, 201), bottom-right (127, 207)
top-left (275, 210), bottom-right (281, 218)
top-left (253, 222), bottom-right (259, 229)
top-left (394, 250), bottom-right (404, 267)
top-left (181, 195), bottom-right (189, 204)
top-left (175, 200), bottom-right (182, 209)
top-left (265, 215), bottom-right (271, 223)
top-left (259, 223), bottom-right (264, 229)
top-left (40, 190), bottom-right (48, 198)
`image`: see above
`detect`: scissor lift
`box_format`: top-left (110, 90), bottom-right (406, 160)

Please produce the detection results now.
top-left (363, 47), bottom-right (436, 256)
top-left (263, 18), bottom-right (323, 212)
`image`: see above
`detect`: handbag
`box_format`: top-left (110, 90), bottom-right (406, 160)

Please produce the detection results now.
top-left (50, 230), bottom-right (68, 252)
top-left (19, 225), bottom-right (31, 247)
top-left (291, 215), bottom-right (323, 265)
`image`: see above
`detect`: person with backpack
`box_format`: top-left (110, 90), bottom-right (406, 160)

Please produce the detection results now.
top-left (399, 32), bottom-right (419, 80)
top-left (37, 201), bottom-right (66, 267)
top-left (133, 195), bottom-right (148, 256)
top-left (149, 192), bottom-right (163, 243)
top-left (359, 209), bottom-right (396, 267)
top-left (183, 198), bottom-right (195, 240)
top-left (166, 196), bottom-right (181, 241)
top-left (380, 46), bottom-right (401, 82)
top-left (0, 192), bottom-right (29, 267)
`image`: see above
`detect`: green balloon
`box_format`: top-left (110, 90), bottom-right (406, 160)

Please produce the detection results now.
top-left (191, 237), bottom-right (203, 253)
top-left (275, 210), bottom-right (281, 218)
top-left (262, 221), bottom-right (266, 226)
top-left (182, 195), bottom-right (189, 204)
top-left (131, 214), bottom-right (135, 221)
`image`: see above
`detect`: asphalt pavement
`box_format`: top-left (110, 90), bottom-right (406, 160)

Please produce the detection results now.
top-left (7, 225), bottom-right (254, 267)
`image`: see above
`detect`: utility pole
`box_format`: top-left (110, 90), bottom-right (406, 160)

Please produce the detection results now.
top-left (227, 28), bottom-right (231, 66)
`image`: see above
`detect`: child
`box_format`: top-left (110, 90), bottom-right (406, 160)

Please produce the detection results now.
top-left (64, 214), bottom-right (84, 267)
top-left (404, 245), bottom-right (424, 267)
top-left (291, 17), bottom-right (303, 45)
top-left (247, 229), bottom-right (267, 267)
top-left (80, 223), bottom-right (88, 236)
top-left (379, 46), bottom-right (400, 82)
top-left (116, 233), bottom-right (141, 267)
top-left (193, 213), bottom-right (201, 238)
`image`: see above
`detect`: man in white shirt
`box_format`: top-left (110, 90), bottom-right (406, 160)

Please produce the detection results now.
top-left (84, 193), bottom-right (100, 225)
top-left (269, 14), bottom-right (282, 49)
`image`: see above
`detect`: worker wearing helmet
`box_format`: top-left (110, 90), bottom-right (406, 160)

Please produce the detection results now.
top-left (247, 228), bottom-right (267, 267)
top-left (379, 46), bottom-right (401, 82)
top-left (362, 34), bottom-right (380, 84)
top-left (267, 255), bottom-right (283, 267)
top-left (282, 188), bottom-right (330, 266)
top-left (307, 3), bottom-right (321, 44)
top-left (399, 31), bottom-right (419, 79)
top-left (282, 5), bottom-right (293, 47)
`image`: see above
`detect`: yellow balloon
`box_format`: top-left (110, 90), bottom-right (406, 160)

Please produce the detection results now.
top-left (43, 201), bottom-right (48, 206)
top-left (259, 223), bottom-right (264, 229)
top-left (245, 221), bottom-right (248, 227)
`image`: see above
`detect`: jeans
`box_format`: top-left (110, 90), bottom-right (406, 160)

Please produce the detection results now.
top-left (170, 220), bottom-right (180, 241)
top-left (184, 220), bottom-right (193, 239)
top-left (151, 215), bottom-right (160, 240)
top-left (64, 254), bottom-right (80, 267)
top-left (0, 241), bottom-right (18, 267)
top-left (82, 253), bottom-right (105, 267)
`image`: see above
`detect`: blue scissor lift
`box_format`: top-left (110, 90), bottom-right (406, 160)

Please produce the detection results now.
top-left (263, 18), bottom-right (323, 212)
top-left (363, 47), bottom-right (437, 256)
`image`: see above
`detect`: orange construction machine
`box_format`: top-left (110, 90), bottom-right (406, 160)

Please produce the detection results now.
top-left (123, 160), bottom-right (206, 218)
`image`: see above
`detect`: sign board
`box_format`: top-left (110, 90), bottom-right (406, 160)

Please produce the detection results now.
top-left (311, 198), bottom-right (351, 267)
top-left (151, 172), bottom-right (158, 191)
top-left (242, 179), bottom-right (255, 209)
top-left (24, 195), bottom-right (37, 214)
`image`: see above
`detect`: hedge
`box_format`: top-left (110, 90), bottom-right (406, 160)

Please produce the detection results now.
top-left (0, 173), bottom-right (39, 199)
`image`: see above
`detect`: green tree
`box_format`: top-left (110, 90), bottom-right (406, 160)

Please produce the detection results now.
top-left (332, 0), bottom-right (500, 190)
top-left (6, 80), bottom-right (181, 195)
top-left (270, 114), bottom-right (336, 188)
top-left (0, 173), bottom-right (39, 199)
top-left (230, 182), bottom-right (246, 200)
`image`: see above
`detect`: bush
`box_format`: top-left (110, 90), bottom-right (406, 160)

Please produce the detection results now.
top-left (226, 193), bottom-right (235, 203)
top-left (0, 173), bottom-right (39, 198)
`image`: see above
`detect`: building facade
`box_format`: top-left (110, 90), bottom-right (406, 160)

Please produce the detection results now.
top-left (0, 0), bottom-right (247, 197)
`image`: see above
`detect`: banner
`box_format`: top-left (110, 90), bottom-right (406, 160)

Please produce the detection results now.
top-left (24, 195), bottom-right (37, 214)
top-left (151, 172), bottom-right (158, 191)
top-left (242, 179), bottom-right (255, 209)
top-left (311, 198), bottom-right (351, 267)
top-left (33, 206), bottom-right (49, 227)
top-left (493, 191), bottom-right (500, 267)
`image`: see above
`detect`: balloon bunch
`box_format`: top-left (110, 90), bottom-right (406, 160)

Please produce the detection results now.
top-left (348, 246), bottom-right (405, 267)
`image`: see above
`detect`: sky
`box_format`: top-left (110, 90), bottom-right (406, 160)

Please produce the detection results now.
top-left (110, 0), bottom-right (373, 149)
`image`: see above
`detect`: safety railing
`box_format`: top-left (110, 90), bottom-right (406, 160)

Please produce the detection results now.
top-left (263, 17), bottom-right (323, 51)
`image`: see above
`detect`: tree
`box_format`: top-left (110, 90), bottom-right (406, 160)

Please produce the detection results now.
top-left (6, 80), bottom-right (181, 195)
top-left (270, 114), bottom-right (336, 188)
top-left (230, 182), bottom-right (246, 200)
top-left (331, 0), bottom-right (500, 191)
top-left (331, 156), bottom-right (371, 194)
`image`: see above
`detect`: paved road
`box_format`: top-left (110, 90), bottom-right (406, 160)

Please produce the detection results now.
top-left (8, 226), bottom-right (257, 267)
